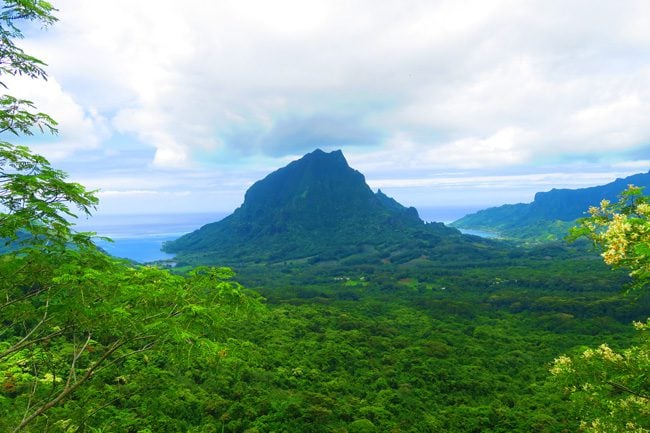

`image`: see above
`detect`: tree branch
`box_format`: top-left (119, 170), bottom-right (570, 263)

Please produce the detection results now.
top-left (607, 381), bottom-right (650, 400)
top-left (11, 338), bottom-right (126, 433)
top-left (0, 327), bottom-right (67, 361)
top-left (0, 285), bottom-right (47, 311)
top-left (0, 297), bottom-right (51, 359)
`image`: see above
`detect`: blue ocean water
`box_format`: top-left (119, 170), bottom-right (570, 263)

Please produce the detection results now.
top-left (70, 206), bottom-right (483, 263)
top-left (94, 236), bottom-right (177, 263)
top-left (457, 228), bottom-right (499, 239)
top-left (72, 212), bottom-right (228, 263)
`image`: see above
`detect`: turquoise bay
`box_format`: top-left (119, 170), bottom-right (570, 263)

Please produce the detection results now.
top-left (73, 212), bottom-right (227, 263)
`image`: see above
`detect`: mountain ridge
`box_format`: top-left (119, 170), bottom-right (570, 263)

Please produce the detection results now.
top-left (452, 170), bottom-right (650, 241)
top-left (164, 149), bottom-right (493, 266)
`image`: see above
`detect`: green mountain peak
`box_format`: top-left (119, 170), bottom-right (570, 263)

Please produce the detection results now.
top-left (163, 149), bottom-right (471, 266)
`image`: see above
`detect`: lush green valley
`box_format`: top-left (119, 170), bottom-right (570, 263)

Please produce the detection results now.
top-left (4, 233), bottom-right (647, 432)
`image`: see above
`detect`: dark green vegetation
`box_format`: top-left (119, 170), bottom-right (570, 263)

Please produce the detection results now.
top-left (144, 151), bottom-right (649, 431)
top-left (164, 149), bottom-right (496, 267)
top-left (2, 2), bottom-right (648, 432)
top-left (5, 215), bottom-right (648, 432)
top-left (452, 171), bottom-right (650, 241)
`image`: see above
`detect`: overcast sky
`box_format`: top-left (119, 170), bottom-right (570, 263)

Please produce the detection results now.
top-left (10, 0), bottom-right (650, 218)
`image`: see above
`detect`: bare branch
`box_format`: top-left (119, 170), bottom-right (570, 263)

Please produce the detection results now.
top-left (65, 333), bottom-right (92, 389)
top-left (94, 341), bottom-right (155, 375)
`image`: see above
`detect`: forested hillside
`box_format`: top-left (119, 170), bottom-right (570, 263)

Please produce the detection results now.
top-left (452, 171), bottom-right (650, 241)
top-left (163, 149), bottom-right (484, 267)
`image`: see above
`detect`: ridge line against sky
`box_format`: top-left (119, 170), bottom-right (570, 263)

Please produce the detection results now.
top-left (8, 0), bottom-right (650, 214)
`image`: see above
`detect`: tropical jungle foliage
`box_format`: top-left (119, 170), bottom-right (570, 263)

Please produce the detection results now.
top-left (0, 3), bottom-right (259, 431)
top-left (549, 186), bottom-right (650, 433)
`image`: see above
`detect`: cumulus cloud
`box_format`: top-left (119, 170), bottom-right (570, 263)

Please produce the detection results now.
top-left (35, 1), bottom-right (649, 162)
top-left (221, 113), bottom-right (382, 157)
top-left (12, 0), bottom-right (650, 212)
top-left (4, 75), bottom-right (108, 160)
top-left (367, 171), bottom-right (633, 191)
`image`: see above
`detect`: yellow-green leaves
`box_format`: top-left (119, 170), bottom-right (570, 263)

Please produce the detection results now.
top-left (550, 328), bottom-right (649, 433)
top-left (571, 185), bottom-right (650, 291)
top-left (1, 239), bottom-right (262, 432)
top-left (554, 187), bottom-right (650, 432)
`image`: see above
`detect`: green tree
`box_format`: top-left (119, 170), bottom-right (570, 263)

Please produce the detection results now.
top-left (0, 3), bottom-right (262, 431)
top-left (571, 185), bottom-right (650, 291)
top-left (0, 248), bottom-right (256, 432)
top-left (0, 0), bottom-right (97, 251)
top-left (1, 0), bottom-right (58, 133)
top-left (550, 186), bottom-right (650, 433)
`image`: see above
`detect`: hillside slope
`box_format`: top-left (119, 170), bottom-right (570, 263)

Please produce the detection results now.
top-left (452, 171), bottom-right (650, 241)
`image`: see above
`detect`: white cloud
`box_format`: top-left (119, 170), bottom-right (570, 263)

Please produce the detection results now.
top-left (4, 75), bottom-right (108, 160)
top-left (368, 171), bottom-right (634, 190)
top-left (564, 93), bottom-right (650, 151)
top-left (10, 0), bottom-right (650, 213)
top-left (30, 1), bottom-right (650, 167)
top-left (424, 128), bottom-right (533, 168)
top-left (612, 160), bottom-right (650, 170)
top-left (347, 127), bottom-right (533, 174)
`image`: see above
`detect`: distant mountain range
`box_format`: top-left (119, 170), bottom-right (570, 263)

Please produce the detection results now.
top-left (164, 149), bottom-right (496, 266)
top-left (452, 171), bottom-right (650, 241)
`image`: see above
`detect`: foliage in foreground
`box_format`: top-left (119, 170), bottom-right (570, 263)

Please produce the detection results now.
top-left (0, 247), bottom-right (258, 432)
top-left (550, 186), bottom-right (650, 433)
top-left (1, 106), bottom-right (259, 433)
top-left (0, 3), bottom-right (259, 430)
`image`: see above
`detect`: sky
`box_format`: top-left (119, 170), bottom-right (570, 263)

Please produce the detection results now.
top-left (8, 0), bottom-right (650, 218)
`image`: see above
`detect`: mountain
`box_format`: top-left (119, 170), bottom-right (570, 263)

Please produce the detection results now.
top-left (452, 170), bottom-right (650, 241)
top-left (164, 149), bottom-right (493, 266)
